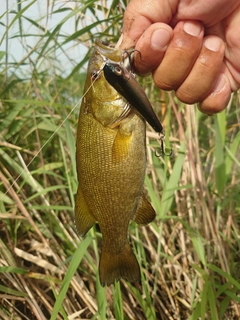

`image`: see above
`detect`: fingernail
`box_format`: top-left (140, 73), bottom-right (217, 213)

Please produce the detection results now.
top-left (212, 74), bottom-right (226, 94)
top-left (204, 37), bottom-right (221, 52)
top-left (151, 28), bottom-right (171, 50)
top-left (183, 21), bottom-right (202, 37)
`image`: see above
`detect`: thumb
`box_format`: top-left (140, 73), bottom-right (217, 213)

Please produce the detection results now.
top-left (119, 0), bottom-right (178, 49)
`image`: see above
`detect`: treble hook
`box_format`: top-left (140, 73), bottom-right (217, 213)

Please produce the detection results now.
top-left (155, 132), bottom-right (173, 158)
top-left (122, 49), bottom-right (142, 73)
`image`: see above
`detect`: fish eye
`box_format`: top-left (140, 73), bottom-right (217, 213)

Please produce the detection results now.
top-left (91, 70), bottom-right (100, 81)
top-left (114, 66), bottom-right (122, 76)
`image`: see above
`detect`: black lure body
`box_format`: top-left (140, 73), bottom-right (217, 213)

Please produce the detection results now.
top-left (103, 61), bottom-right (163, 133)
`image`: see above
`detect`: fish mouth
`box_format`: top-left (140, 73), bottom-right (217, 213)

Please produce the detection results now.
top-left (95, 39), bottom-right (122, 62)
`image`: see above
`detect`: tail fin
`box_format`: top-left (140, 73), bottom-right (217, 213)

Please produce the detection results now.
top-left (99, 244), bottom-right (140, 287)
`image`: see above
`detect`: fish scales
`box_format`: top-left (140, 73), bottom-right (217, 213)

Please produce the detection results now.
top-left (75, 40), bottom-right (156, 286)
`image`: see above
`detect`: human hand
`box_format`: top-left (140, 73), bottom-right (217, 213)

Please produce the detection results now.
top-left (118, 0), bottom-right (240, 114)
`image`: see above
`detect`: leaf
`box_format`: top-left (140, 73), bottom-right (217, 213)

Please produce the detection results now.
top-left (0, 0), bottom-right (37, 45)
top-left (50, 236), bottom-right (92, 320)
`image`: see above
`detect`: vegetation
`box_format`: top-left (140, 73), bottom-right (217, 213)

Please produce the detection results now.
top-left (0, 1), bottom-right (239, 319)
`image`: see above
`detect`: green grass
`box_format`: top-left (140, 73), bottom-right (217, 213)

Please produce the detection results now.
top-left (0, 1), bottom-right (240, 319)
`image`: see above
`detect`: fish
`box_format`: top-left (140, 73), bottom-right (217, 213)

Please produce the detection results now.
top-left (75, 39), bottom-right (156, 286)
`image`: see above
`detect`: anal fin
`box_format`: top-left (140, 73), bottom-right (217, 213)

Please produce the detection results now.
top-left (133, 193), bottom-right (156, 225)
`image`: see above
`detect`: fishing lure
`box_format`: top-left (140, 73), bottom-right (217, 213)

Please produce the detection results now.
top-left (102, 58), bottom-right (171, 156)
top-left (103, 61), bottom-right (163, 133)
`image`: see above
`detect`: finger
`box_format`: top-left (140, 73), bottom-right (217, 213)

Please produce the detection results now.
top-left (175, 36), bottom-right (225, 104)
top-left (132, 23), bottom-right (173, 75)
top-left (152, 21), bottom-right (204, 90)
top-left (198, 74), bottom-right (232, 114)
top-left (224, 3), bottom-right (240, 91)
top-left (173, 0), bottom-right (240, 26)
top-left (119, 0), bottom-right (176, 49)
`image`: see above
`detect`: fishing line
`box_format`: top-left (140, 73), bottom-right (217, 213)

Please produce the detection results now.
top-left (3, 77), bottom-right (98, 197)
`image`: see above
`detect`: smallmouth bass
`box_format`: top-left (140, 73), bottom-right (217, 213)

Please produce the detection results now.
top-left (75, 39), bottom-right (156, 286)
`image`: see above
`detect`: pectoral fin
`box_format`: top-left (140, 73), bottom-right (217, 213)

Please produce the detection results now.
top-left (133, 193), bottom-right (156, 225)
top-left (75, 186), bottom-right (96, 236)
top-left (112, 129), bottom-right (131, 162)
